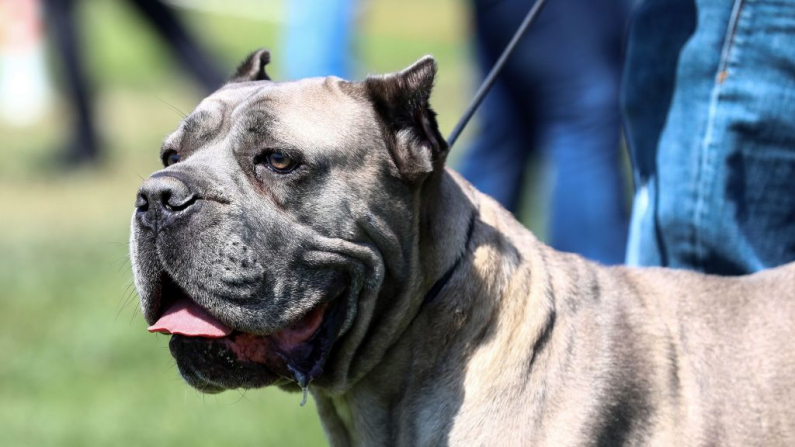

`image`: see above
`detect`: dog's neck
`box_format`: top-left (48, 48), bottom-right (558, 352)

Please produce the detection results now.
top-left (314, 169), bottom-right (556, 446)
top-left (417, 168), bottom-right (481, 294)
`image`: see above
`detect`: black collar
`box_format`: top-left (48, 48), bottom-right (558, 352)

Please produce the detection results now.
top-left (421, 213), bottom-right (476, 306)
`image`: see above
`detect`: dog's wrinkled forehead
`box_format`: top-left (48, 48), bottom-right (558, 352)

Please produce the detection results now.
top-left (163, 77), bottom-right (375, 158)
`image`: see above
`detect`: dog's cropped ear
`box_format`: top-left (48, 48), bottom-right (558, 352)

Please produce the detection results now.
top-left (364, 56), bottom-right (448, 184)
top-left (230, 48), bottom-right (271, 83)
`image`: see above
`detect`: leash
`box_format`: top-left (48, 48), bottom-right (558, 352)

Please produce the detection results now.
top-left (446, 0), bottom-right (549, 148)
top-left (422, 1), bottom-right (548, 307)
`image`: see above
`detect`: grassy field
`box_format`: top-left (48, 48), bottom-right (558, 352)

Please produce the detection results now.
top-left (0, 1), bottom-right (482, 446)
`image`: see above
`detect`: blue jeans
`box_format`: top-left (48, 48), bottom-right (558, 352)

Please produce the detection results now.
top-left (624, 0), bottom-right (795, 274)
top-left (457, 0), bottom-right (632, 265)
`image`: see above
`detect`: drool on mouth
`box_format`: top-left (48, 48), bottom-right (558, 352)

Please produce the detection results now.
top-left (147, 284), bottom-right (348, 399)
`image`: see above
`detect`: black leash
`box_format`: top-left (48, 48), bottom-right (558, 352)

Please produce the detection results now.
top-left (446, 0), bottom-right (549, 148)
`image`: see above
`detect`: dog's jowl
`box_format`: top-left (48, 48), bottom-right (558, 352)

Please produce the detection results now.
top-left (131, 49), bottom-right (795, 446)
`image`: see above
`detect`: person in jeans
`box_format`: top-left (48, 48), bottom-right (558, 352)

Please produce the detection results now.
top-left (44, 0), bottom-right (225, 166)
top-left (457, 0), bottom-right (633, 265)
top-left (623, 0), bottom-right (795, 274)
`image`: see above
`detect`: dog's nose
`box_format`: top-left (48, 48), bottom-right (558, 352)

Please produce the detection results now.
top-left (136, 174), bottom-right (197, 230)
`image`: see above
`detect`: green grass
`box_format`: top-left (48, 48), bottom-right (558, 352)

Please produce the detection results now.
top-left (0, 1), bottom-right (481, 446)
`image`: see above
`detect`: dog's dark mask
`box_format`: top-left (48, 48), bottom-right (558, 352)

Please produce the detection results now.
top-left (130, 49), bottom-right (448, 395)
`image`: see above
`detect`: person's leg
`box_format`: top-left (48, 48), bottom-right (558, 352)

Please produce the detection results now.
top-left (462, 0), bottom-right (631, 264)
top-left (627, 0), bottom-right (795, 274)
top-left (543, 85), bottom-right (628, 265)
top-left (283, 0), bottom-right (354, 79)
top-left (539, 0), bottom-right (631, 265)
top-left (622, 0), bottom-right (697, 266)
top-left (128, 0), bottom-right (225, 92)
top-left (456, 43), bottom-right (533, 214)
top-left (43, 0), bottom-right (99, 164)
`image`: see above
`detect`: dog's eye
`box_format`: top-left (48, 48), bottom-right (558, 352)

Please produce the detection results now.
top-left (263, 151), bottom-right (298, 173)
top-left (162, 150), bottom-right (180, 167)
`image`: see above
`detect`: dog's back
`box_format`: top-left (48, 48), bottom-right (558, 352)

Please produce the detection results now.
top-left (614, 262), bottom-right (795, 446)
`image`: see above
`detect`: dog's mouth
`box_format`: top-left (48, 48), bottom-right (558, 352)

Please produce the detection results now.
top-left (148, 273), bottom-right (349, 395)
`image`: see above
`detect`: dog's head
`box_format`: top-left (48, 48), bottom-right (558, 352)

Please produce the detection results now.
top-left (130, 50), bottom-right (449, 394)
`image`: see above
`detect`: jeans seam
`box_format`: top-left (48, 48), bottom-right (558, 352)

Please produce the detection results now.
top-left (693, 0), bottom-right (747, 271)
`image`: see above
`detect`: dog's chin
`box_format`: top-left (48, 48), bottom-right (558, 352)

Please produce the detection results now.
top-left (155, 273), bottom-right (352, 394)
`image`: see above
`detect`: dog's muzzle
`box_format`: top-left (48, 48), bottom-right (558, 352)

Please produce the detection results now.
top-left (135, 173), bottom-right (198, 231)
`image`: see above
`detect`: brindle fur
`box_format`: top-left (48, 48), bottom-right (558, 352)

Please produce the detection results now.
top-left (131, 51), bottom-right (795, 446)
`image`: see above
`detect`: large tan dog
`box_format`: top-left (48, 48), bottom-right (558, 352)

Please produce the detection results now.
top-left (130, 50), bottom-right (795, 446)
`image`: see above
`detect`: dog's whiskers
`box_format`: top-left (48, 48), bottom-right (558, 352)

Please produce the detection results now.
top-left (128, 304), bottom-right (141, 326)
top-left (229, 389), bottom-right (253, 406)
top-left (116, 283), bottom-right (140, 322)
top-left (116, 255), bottom-right (131, 273)
top-left (162, 359), bottom-right (177, 374)
top-left (154, 95), bottom-right (188, 119)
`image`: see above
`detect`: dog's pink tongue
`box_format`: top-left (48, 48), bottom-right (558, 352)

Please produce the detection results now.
top-left (148, 298), bottom-right (232, 338)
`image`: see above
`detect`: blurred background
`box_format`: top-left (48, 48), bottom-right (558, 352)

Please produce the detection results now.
top-left (0, 1), bottom-right (472, 446)
top-left (0, 0), bottom-right (627, 445)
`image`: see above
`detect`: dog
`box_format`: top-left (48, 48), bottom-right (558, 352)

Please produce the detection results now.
top-left (130, 49), bottom-right (795, 446)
